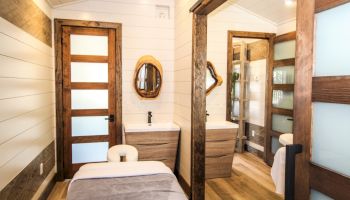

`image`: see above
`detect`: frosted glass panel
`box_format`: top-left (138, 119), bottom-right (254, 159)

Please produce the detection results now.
top-left (72, 116), bottom-right (108, 136)
top-left (71, 90), bottom-right (108, 109)
top-left (312, 102), bottom-right (350, 176)
top-left (310, 190), bottom-right (334, 200)
top-left (272, 114), bottom-right (293, 133)
top-left (274, 40), bottom-right (296, 60)
top-left (271, 136), bottom-right (281, 154)
top-left (71, 35), bottom-right (108, 56)
top-left (71, 62), bottom-right (108, 83)
top-left (273, 66), bottom-right (294, 84)
top-left (314, 3), bottom-right (350, 76)
top-left (272, 90), bottom-right (294, 109)
top-left (72, 142), bottom-right (108, 164)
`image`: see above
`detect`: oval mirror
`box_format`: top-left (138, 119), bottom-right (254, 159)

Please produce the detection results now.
top-left (206, 61), bottom-right (223, 95)
top-left (134, 55), bottom-right (163, 98)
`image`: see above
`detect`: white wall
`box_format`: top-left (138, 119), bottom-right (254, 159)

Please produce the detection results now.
top-left (0, 0), bottom-right (55, 190)
top-left (206, 2), bottom-right (277, 123)
top-left (53, 0), bottom-right (175, 124)
top-left (174, 0), bottom-right (196, 185)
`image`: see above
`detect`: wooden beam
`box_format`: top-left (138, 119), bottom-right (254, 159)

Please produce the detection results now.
top-left (71, 109), bottom-right (109, 116)
top-left (71, 55), bottom-right (108, 63)
top-left (274, 58), bottom-right (295, 67)
top-left (191, 14), bottom-right (207, 200)
top-left (274, 32), bottom-right (296, 43)
top-left (272, 84), bottom-right (294, 91)
top-left (310, 163), bottom-right (350, 200)
top-left (294, 0), bottom-right (315, 199)
top-left (312, 76), bottom-right (350, 104)
top-left (315, 0), bottom-right (350, 13)
top-left (190, 0), bottom-right (228, 15)
top-left (71, 83), bottom-right (109, 89)
top-left (229, 31), bottom-right (275, 39)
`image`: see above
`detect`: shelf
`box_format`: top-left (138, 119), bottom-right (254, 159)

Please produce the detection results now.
top-left (232, 60), bottom-right (249, 65)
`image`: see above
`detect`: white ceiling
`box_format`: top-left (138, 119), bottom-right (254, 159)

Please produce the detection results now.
top-left (233, 0), bottom-right (296, 24)
top-left (46, 0), bottom-right (296, 24)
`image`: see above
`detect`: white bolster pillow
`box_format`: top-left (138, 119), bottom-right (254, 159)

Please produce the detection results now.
top-left (107, 144), bottom-right (138, 162)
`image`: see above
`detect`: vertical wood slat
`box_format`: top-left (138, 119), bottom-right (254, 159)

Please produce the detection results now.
top-left (62, 26), bottom-right (72, 178)
top-left (226, 31), bottom-right (233, 122)
top-left (191, 14), bottom-right (207, 200)
top-left (108, 29), bottom-right (117, 147)
top-left (294, 0), bottom-right (315, 199)
top-left (115, 24), bottom-right (123, 145)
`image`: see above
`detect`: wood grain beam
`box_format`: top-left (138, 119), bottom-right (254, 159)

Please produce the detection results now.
top-left (315, 0), bottom-right (350, 13)
top-left (312, 76), bottom-right (350, 104)
top-left (190, 0), bottom-right (228, 15)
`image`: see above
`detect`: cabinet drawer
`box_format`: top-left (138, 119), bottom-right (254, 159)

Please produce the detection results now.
top-left (125, 131), bottom-right (179, 144)
top-left (205, 154), bottom-right (234, 179)
top-left (206, 129), bottom-right (238, 142)
top-left (206, 140), bottom-right (236, 157)
top-left (132, 142), bottom-right (178, 160)
top-left (140, 158), bottom-right (175, 171)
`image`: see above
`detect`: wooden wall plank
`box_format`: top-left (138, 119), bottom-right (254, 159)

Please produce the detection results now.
top-left (294, 0), bottom-right (315, 199)
top-left (0, 0), bottom-right (52, 46)
top-left (312, 76), bottom-right (350, 104)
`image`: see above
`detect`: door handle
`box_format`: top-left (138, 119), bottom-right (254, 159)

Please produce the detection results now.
top-left (285, 144), bottom-right (302, 200)
top-left (105, 115), bottom-right (115, 122)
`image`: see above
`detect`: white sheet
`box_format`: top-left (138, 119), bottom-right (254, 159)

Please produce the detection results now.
top-left (271, 147), bottom-right (286, 195)
top-left (69, 161), bottom-right (173, 190)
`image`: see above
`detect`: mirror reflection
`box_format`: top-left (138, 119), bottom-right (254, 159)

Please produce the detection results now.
top-left (134, 56), bottom-right (162, 98)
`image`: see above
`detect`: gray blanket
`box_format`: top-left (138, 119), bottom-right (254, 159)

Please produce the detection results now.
top-left (67, 174), bottom-right (188, 200)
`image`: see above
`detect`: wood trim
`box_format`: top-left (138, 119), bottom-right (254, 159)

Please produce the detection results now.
top-left (272, 84), bottom-right (294, 91)
top-left (190, 0), bottom-right (228, 15)
top-left (71, 83), bottom-right (109, 89)
top-left (71, 55), bottom-right (109, 63)
top-left (71, 135), bottom-right (109, 143)
top-left (0, 0), bottom-right (52, 46)
top-left (274, 58), bottom-right (295, 67)
top-left (191, 14), bottom-right (207, 200)
top-left (229, 31), bottom-right (275, 39)
top-left (310, 163), bottom-right (350, 200)
top-left (315, 0), bottom-right (350, 12)
top-left (294, 0), bottom-right (315, 199)
top-left (70, 27), bottom-right (109, 36)
top-left (176, 171), bottom-right (191, 198)
top-left (38, 174), bottom-right (57, 200)
top-left (71, 109), bottom-right (109, 116)
top-left (226, 31), bottom-right (234, 121)
top-left (274, 31), bottom-right (296, 43)
top-left (54, 19), bottom-right (122, 180)
top-left (312, 76), bottom-right (350, 104)
top-left (271, 107), bottom-right (294, 116)
top-left (206, 61), bottom-right (223, 95)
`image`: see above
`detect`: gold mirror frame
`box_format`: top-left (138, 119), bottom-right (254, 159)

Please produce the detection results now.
top-left (206, 61), bottom-right (223, 95)
top-left (134, 55), bottom-right (163, 98)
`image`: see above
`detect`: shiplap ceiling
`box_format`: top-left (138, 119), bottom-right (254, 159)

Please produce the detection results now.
top-left (47, 0), bottom-right (296, 24)
top-left (234, 0), bottom-right (296, 24)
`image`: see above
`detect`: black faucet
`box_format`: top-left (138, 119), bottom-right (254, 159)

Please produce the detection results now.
top-left (148, 111), bottom-right (152, 124)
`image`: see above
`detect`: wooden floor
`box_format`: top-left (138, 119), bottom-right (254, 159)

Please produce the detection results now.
top-left (48, 152), bottom-right (282, 200)
top-left (206, 152), bottom-right (283, 200)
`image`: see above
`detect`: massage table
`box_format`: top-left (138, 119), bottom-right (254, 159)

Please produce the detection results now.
top-left (67, 161), bottom-right (188, 200)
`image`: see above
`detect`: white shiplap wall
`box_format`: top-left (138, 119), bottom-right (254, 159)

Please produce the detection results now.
top-left (174, 0), bottom-right (196, 185)
top-left (206, 2), bottom-right (277, 123)
top-left (53, 0), bottom-right (175, 124)
top-left (0, 0), bottom-right (55, 190)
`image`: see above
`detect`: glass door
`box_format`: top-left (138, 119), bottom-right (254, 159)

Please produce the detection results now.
top-left (294, 1), bottom-right (350, 199)
top-left (265, 32), bottom-right (296, 165)
top-left (62, 26), bottom-right (118, 178)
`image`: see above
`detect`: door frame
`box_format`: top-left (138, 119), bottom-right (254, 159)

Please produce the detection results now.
top-left (294, 0), bottom-right (350, 199)
top-left (54, 19), bottom-right (122, 180)
top-left (226, 31), bottom-right (275, 164)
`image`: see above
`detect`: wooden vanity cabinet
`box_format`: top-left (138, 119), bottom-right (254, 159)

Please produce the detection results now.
top-left (206, 128), bottom-right (238, 179)
top-left (124, 131), bottom-right (180, 171)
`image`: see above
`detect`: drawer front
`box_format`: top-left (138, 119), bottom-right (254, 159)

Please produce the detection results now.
top-left (125, 131), bottom-right (179, 144)
top-left (206, 129), bottom-right (238, 142)
top-left (141, 158), bottom-right (175, 171)
top-left (206, 140), bottom-right (236, 157)
top-left (205, 154), bottom-right (234, 179)
top-left (132, 142), bottom-right (178, 160)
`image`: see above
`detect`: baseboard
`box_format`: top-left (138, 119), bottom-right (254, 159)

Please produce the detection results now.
top-left (36, 170), bottom-right (57, 200)
top-left (174, 169), bottom-right (191, 198)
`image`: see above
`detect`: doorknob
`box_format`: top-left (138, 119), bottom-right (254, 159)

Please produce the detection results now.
top-left (105, 115), bottom-right (115, 122)
top-left (285, 144), bottom-right (302, 200)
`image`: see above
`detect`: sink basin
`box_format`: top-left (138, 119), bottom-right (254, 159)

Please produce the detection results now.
top-left (124, 122), bottom-right (180, 132)
top-left (206, 121), bottom-right (239, 130)
top-left (279, 133), bottom-right (293, 146)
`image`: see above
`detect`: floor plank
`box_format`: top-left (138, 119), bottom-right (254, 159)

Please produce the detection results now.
top-left (48, 152), bottom-right (282, 200)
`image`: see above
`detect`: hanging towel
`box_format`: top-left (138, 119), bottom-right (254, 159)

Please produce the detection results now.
top-left (271, 147), bottom-right (286, 195)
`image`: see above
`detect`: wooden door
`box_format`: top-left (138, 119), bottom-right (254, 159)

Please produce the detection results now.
top-left (265, 32), bottom-right (296, 165)
top-left (293, 0), bottom-right (350, 199)
top-left (62, 26), bottom-right (119, 178)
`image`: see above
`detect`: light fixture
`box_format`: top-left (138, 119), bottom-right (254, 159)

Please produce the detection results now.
top-left (285, 0), bottom-right (296, 7)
